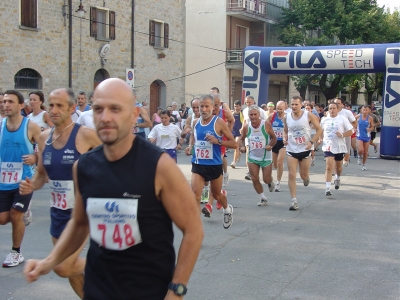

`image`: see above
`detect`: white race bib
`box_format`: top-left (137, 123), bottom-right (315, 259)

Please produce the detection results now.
top-left (0, 162), bottom-right (23, 184)
top-left (87, 198), bottom-right (142, 251)
top-left (273, 127), bottom-right (283, 139)
top-left (249, 136), bottom-right (265, 150)
top-left (289, 128), bottom-right (307, 145)
top-left (195, 140), bottom-right (213, 160)
top-left (49, 180), bottom-right (75, 210)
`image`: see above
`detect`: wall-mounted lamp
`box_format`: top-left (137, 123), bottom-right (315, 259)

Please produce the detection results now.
top-left (75, 0), bottom-right (86, 18)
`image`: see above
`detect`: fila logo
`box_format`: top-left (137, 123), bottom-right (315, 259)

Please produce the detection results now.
top-left (271, 50), bottom-right (327, 69)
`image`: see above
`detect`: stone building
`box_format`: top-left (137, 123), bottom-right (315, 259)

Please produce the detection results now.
top-left (0, 0), bottom-right (185, 116)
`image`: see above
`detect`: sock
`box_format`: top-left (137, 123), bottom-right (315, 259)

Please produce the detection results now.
top-left (12, 247), bottom-right (20, 253)
top-left (276, 181), bottom-right (280, 185)
top-left (258, 192), bottom-right (266, 200)
top-left (292, 198), bottom-right (297, 203)
top-left (224, 205), bottom-right (232, 214)
top-left (203, 186), bottom-right (209, 191)
top-left (335, 175), bottom-right (340, 180)
top-left (326, 182), bottom-right (331, 189)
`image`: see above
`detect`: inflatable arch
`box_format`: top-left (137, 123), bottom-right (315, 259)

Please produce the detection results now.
top-left (242, 43), bottom-right (400, 159)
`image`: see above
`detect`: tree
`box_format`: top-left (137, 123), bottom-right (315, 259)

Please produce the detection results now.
top-left (276, 0), bottom-right (396, 101)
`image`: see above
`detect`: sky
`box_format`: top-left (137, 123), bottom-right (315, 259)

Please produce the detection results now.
top-left (376, 0), bottom-right (398, 12)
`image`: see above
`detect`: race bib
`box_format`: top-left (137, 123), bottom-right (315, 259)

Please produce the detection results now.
top-left (273, 127), bottom-right (283, 139)
top-left (87, 198), bottom-right (142, 251)
top-left (195, 140), bottom-right (213, 160)
top-left (290, 128), bottom-right (307, 145)
top-left (249, 136), bottom-right (265, 150)
top-left (49, 180), bottom-right (75, 210)
top-left (0, 162), bottom-right (22, 184)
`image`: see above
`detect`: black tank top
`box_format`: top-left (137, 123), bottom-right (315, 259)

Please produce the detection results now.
top-left (78, 136), bottom-right (175, 300)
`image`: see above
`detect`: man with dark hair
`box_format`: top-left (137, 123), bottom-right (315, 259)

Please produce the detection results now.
top-left (210, 87), bottom-right (220, 94)
top-left (76, 92), bottom-right (90, 112)
top-left (0, 90), bottom-right (41, 267)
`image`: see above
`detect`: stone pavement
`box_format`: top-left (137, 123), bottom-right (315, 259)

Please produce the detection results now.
top-left (1, 136), bottom-right (399, 299)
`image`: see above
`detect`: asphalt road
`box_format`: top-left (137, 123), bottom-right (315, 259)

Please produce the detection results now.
top-left (1, 134), bottom-right (399, 300)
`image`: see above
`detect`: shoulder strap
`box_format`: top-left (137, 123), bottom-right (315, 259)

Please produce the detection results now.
top-left (270, 111), bottom-right (276, 124)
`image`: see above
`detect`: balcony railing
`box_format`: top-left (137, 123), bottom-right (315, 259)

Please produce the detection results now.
top-left (227, 0), bottom-right (266, 17)
top-left (226, 49), bottom-right (243, 67)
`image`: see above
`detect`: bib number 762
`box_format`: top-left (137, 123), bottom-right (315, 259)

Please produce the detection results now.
top-left (196, 148), bottom-right (210, 159)
top-left (97, 224), bottom-right (136, 249)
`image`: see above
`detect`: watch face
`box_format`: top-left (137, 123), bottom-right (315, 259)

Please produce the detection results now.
top-left (177, 286), bottom-right (184, 294)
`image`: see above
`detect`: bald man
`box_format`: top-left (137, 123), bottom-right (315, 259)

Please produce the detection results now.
top-left (24, 79), bottom-right (203, 300)
top-left (20, 88), bottom-right (101, 298)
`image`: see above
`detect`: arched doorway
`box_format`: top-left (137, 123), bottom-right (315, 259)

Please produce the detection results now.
top-left (94, 69), bottom-right (110, 90)
top-left (150, 80), bottom-right (166, 116)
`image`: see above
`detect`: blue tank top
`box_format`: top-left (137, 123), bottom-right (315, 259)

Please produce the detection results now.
top-left (271, 113), bottom-right (284, 141)
top-left (135, 103), bottom-right (145, 133)
top-left (0, 117), bottom-right (34, 190)
top-left (356, 115), bottom-right (370, 139)
top-left (232, 112), bottom-right (242, 137)
top-left (192, 116), bottom-right (222, 165)
top-left (43, 123), bottom-right (82, 180)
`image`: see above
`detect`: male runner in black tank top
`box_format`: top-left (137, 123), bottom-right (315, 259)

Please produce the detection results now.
top-left (24, 79), bottom-right (203, 300)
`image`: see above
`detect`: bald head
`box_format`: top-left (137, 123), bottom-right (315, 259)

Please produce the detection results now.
top-left (94, 78), bottom-right (135, 107)
top-left (50, 88), bottom-right (75, 107)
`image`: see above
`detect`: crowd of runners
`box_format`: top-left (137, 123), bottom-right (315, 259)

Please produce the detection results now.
top-left (0, 82), bottom-right (382, 298)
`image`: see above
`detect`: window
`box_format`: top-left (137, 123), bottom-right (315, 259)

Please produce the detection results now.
top-left (14, 68), bottom-right (42, 89)
top-left (20, 0), bottom-right (37, 28)
top-left (90, 7), bottom-right (116, 40)
top-left (149, 20), bottom-right (169, 48)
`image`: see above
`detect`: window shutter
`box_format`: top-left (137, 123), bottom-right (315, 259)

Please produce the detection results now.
top-left (21, 0), bottom-right (37, 28)
top-left (149, 20), bottom-right (155, 46)
top-left (109, 11), bottom-right (116, 40)
top-left (90, 7), bottom-right (97, 37)
top-left (164, 23), bottom-right (169, 48)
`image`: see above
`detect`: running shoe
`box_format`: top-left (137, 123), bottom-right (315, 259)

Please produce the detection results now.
top-left (268, 181), bottom-right (275, 192)
top-left (354, 150), bottom-right (358, 158)
top-left (343, 160), bottom-right (349, 167)
top-left (303, 177), bottom-right (310, 186)
top-left (244, 172), bottom-right (251, 180)
top-left (201, 188), bottom-right (209, 204)
top-left (202, 203), bottom-right (212, 218)
top-left (289, 202), bottom-right (299, 211)
top-left (216, 190), bottom-right (227, 210)
top-left (311, 158), bottom-right (315, 167)
top-left (223, 205), bottom-right (233, 229)
top-left (334, 179), bottom-right (340, 190)
top-left (230, 161), bottom-right (236, 169)
top-left (257, 198), bottom-right (268, 206)
top-left (23, 209), bottom-right (32, 226)
top-left (2, 251), bottom-right (24, 268)
top-left (223, 173), bottom-right (229, 187)
top-left (362, 165), bottom-right (367, 171)
top-left (274, 183), bottom-right (281, 192)
top-left (357, 156), bottom-right (362, 165)
top-left (325, 188), bottom-right (332, 196)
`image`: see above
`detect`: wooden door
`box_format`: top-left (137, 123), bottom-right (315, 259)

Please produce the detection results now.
top-left (150, 81), bottom-right (160, 116)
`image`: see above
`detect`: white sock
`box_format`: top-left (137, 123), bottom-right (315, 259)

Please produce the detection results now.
top-left (292, 198), bottom-right (297, 203)
top-left (326, 182), bottom-right (331, 188)
top-left (335, 175), bottom-right (340, 180)
top-left (203, 185), bottom-right (209, 191)
top-left (276, 181), bottom-right (280, 185)
top-left (224, 205), bottom-right (232, 214)
top-left (258, 192), bottom-right (266, 200)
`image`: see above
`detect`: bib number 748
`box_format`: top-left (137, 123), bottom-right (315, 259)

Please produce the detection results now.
top-left (97, 223), bottom-right (136, 249)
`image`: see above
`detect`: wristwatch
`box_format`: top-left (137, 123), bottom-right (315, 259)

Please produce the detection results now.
top-left (168, 283), bottom-right (187, 296)
top-left (217, 138), bottom-right (222, 145)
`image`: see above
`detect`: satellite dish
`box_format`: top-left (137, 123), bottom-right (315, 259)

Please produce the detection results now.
top-left (99, 44), bottom-right (111, 58)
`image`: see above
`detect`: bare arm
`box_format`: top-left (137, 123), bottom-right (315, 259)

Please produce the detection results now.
top-left (154, 154), bottom-right (203, 294)
top-left (208, 119), bottom-right (236, 149)
top-left (181, 116), bottom-right (192, 138)
top-left (43, 112), bottom-right (54, 128)
top-left (222, 103), bottom-right (234, 131)
top-left (283, 115), bottom-right (288, 145)
top-left (309, 113), bottom-right (322, 143)
top-left (138, 107), bottom-right (152, 128)
top-left (79, 126), bottom-right (102, 151)
top-left (264, 120), bottom-right (277, 151)
top-left (24, 161), bottom-right (90, 283)
top-left (238, 124), bottom-right (248, 152)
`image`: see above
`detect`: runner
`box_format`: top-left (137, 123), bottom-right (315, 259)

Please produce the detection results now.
top-left (24, 78), bottom-right (203, 299)
top-left (356, 105), bottom-right (374, 170)
top-left (367, 106), bottom-right (381, 153)
top-left (239, 105), bottom-right (276, 206)
top-left (283, 96), bottom-right (322, 211)
top-left (265, 102), bottom-right (275, 118)
top-left (76, 109), bottom-right (94, 129)
top-left (185, 94), bottom-right (236, 227)
top-left (148, 110), bottom-right (182, 162)
top-left (319, 103), bottom-right (353, 196)
top-left (230, 100), bottom-right (244, 169)
top-left (133, 90), bottom-right (152, 139)
top-left (305, 103), bottom-right (319, 167)
top-left (267, 100), bottom-right (286, 192)
top-left (28, 91), bottom-right (54, 131)
top-left (0, 90), bottom-right (41, 267)
top-left (345, 103), bottom-right (358, 158)
top-left (19, 88), bottom-right (101, 298)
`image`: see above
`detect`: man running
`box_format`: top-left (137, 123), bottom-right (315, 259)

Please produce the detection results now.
top-left (283, 96), bottom-right (322, 211)
top-left (24, 78), bottom-right (203, 299)
top-left (319, 103), bottom-right (353, 196)
top-left (185, 94), bottom-right (236, 227)
top-left (239, 105), bottom-right (276, 206)
top-left (0, 90), bottom-right (41, 267)
top-left (267, 100), bottom-right (286, 192)
top-left (356, 105), bottom-right (374, 170)
top-left (133, 90), bottom-right (151, 139)
top-left (230, 100), bottom-right (244, 168)
top-left (76, 91), bottom-right (91, 112)
top-left (20, 88), bottom-right (101, 298)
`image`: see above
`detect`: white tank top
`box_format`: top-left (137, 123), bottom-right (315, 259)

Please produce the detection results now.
top-left (286, 111), bottom-right (311, 153)
top-left (28, 111), bottom-right (49, 131)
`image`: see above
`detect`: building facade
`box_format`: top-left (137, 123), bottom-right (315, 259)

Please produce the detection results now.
top-left (185, 0), bottom-right (289, 106)
top-left (0, 0), bottom-right (185, 116)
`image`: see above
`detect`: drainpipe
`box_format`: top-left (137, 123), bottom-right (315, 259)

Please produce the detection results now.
top-left (131, 0), bottom-right (135, 69)
top-left (68, 0), bottom-right (72, 87)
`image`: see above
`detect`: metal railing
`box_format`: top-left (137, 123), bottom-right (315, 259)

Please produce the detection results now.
top-left (226, 49), bottom-right (243, 63)
top-left (227, 0), bottom-right (266, 17)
